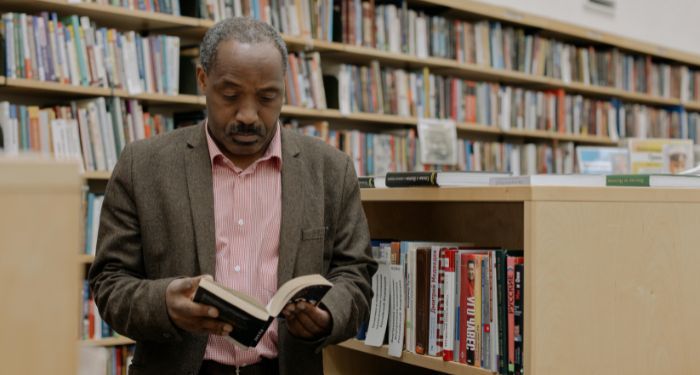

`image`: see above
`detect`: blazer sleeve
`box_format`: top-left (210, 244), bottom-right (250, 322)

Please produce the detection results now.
top-left (318, 155), bottom-right (378, 346)
top-left (88, 143), bottom-right (183, 343)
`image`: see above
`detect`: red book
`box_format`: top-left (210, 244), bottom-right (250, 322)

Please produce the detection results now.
top-left (460, 253), bottom-right (478, 365)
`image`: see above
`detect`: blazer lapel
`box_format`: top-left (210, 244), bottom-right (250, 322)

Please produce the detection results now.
top-left (278, 128), bottom-right (304, 286)
top-left (185, 124), bottom-right (216, 276)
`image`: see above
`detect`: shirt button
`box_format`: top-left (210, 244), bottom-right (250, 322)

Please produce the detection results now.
top-left (238, 219), bottom-right (244, 226)
top-left (234, 265), bottom-right (241, 272)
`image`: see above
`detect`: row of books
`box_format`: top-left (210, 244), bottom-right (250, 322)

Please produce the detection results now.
top-left (360, 241), bottom-right (524, 374)
top-left (193, 0), bottom-right (335, 42)
top-left (283, 120), bottom-right (573, 176)
top-left (82, 0), bottom-right (181, 15)
top-left (286, 51), bottom-right (327, 109)
top-left (0, 99), bottom-right (174, 172)
top-left (1, 12), bottom-right (181, 95)
top-left (340, 1), bottom-right (699, 101)
top-left (331, 61), bottom-right (697, 141)
top-left (81, 280), bottom-right (114, 340)
top-left (79, 345), bottom-right (134, 375)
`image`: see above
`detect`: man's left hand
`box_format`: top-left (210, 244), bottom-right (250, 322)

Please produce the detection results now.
top-left (281, 301), bottom-right (332, 340)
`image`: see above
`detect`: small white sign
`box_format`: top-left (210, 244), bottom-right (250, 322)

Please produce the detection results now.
top-left (417, 118), bottom-right (458, 166)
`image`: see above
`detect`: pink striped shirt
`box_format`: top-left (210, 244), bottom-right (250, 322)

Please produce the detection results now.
top-left (203, 122), bottom-right (282, 366)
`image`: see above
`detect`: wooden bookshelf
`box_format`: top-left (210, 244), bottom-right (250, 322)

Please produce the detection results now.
top-left (78, 254), bottom-right (95, 264)
top-left (82, 171), bottom-right (112, 181)
top-left (1, 1), bottom-right (696, 111)
top-left (414, 0), bottom-right (700, 67)
top-left (80, 336), bottom-right (135, 347)
top-left (322, 186), bottom-right (700, 374)
top-left (325, 339), bottom-right (495, 375)
top-left (685, 101), bottom-right (700, 112)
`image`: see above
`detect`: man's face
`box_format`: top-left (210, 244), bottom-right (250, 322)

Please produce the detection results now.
top-left (468, 261), bottom-right (475, 281)
top-left (197, 39), bottom-right (285, 168)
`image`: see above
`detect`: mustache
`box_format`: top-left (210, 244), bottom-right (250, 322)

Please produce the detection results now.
top-left (225, 123), bottom-right (264, 136)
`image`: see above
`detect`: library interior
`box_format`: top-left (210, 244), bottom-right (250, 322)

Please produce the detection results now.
top-left (1, 0), bottom-right (699, 374)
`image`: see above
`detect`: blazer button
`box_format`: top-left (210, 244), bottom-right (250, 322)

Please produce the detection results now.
top-left (163, 332), bottom-right (172, 339)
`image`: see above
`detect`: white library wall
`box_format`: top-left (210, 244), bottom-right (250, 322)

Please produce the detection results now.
top-left (478, 0), bottom-right (700, 56)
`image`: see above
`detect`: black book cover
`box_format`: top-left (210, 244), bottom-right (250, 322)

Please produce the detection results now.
top-left (513, 263), bottom-right (524, 375)
top-left (358, 176), bottom-right (375, 188)
top-left (193, 287), bottom-right (273, 348)
top-left (385, 172), bottom-right (438, 187)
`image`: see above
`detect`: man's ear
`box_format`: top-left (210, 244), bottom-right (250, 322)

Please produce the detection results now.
top-left (196, 66), bottom-right (207, 93)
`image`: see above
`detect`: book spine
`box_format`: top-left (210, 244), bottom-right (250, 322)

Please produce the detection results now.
top-left (606, 175), bottom-right (650, 187)
top-left (514, 263), bottom-right (524, 375)
top-left (385, 171), bottom-right (437, 187)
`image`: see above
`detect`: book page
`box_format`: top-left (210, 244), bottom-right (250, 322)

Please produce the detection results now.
top-left (364, 247), bottom-right (391, 347)
top-left (387, 263), bottom-right (405, 357)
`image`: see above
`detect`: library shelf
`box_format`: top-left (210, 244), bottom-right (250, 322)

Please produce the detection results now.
top-left (328, 339), bottom-right (496, 375)
top-left (413, 0), bottom-right (700, 67)
top-left (0, 2), bottom-right (693, 109)
top-left (0, 0), bottom-right (207, 39)
top-left (80, 336), bottom-right (135, 347)
top-left (78, 254), bottom-right (95, 265)
top-left (326, 186), bottom-right (700, 375)
top-left (281, 105), bottom-right (616, 145)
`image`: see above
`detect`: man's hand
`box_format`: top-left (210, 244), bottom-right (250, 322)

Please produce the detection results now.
top-left (281, 301), bottom-right (332, 340)
top-left (165, 275), bottom-right (232, 336)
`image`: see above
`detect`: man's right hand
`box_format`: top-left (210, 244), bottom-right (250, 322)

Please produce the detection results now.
top-left (165, 275), bottom-right (233, 336)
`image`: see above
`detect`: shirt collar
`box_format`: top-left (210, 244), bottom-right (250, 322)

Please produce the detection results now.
top-left (205, 120), bottom-right (282, 173)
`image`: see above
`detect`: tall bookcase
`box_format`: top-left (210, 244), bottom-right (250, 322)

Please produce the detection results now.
top-left (1, 0), bottom-right (699, 372)
top-left (321, 186), bottom-right (700, 374)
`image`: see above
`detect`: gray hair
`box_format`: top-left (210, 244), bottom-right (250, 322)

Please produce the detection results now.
top-left (199, 17), bottom-right (288, 74)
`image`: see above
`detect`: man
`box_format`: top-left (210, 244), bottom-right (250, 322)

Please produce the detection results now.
top-left (89, 17), bottom-right (376, 375)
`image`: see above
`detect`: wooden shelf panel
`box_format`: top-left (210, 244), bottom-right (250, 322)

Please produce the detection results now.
top-left (2, 77), bottom-right (112, 97)
top-left (82, 171), bottom-right (112, 181)
top-left (360, 186), bottom-right (700, 203)
top-left (336, 340), bottom-right (495, 375)
top-left (685, 101), bottom-right (700, 112)
top-left (80, 336), bottom-right (135, 347)
top-left (0, 0), bottom-right (207, 38)
top-left (0, 77), bottom-right (205, 107)
top-left (78, 254), bottom-right (95, 264)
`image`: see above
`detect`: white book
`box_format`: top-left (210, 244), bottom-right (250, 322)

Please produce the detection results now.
top-left (90, 195), bottom-right (104, 256)
top-left (50, 119), bottom-right (67, 160)
top-left (124, 32), bottom-right (143, 95)
top-left (169, 37), bottom-right (180, 95)
top-left (38, 110), bottom-right (51, 156)
top-left (490, 174), bottom-right (605, 186)
top-left (95, 98), bottom-right (117, 170)
top-left (0, 102), bottom-right (19, 155)
top-left (364, 246), bottom-right (391, 347)
top-left (3, 14), bottom-right (16, 79)
top-left (63, 22), bottom-right (80, 86)
top-left (66, 119), bottom-right (85, 173)
top-left (76, 107), bottom-right (95, 171)
top-left (141, 36), bottom-right (154, 93)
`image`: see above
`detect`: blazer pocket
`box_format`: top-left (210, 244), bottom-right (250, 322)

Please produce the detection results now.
top-left (302, 226), bottom-right (327, 241)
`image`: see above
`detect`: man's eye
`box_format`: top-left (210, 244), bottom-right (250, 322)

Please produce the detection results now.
top-left (260, 94), bottom-right (277, 101)
top-left (223, 93), bottom-right (237, 99)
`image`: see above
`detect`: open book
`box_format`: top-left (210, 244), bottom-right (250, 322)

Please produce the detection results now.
top-left (193, 274), bottom-right (332, 348)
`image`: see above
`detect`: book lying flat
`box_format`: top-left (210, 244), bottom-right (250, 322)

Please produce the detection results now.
top-left (385, 171), bottom-right (510, 187)
top-left (606, 174), bottom-right (700, 187)
top-left (193, 274), bottom-right (332, 348)
top-left (489, 174), bottom-right (605, 186)
top-left (358, 176), bottom-right (387, 188)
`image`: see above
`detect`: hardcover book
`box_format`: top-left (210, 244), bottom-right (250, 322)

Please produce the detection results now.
top-left (193, 274), bottom-right (332, 348)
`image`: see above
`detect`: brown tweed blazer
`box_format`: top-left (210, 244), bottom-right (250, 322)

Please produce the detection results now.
top-left (88, 123), bottom-right (376, 375)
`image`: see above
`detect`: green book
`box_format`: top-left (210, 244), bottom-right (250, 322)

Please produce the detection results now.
top-left (606, 174), bottom-right (700, 188)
